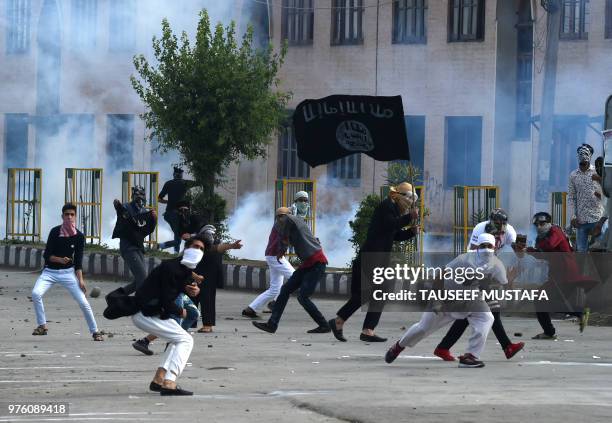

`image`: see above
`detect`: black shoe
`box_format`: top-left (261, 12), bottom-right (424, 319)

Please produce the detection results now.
top-left (160, 386), bottom-right (193, 396)
top-left (385, 341), bottom-right (405, 364)
top-left (242, 307), bottom-right (260, 319)
top-left (307, 325), bottom-right (331, 334)
top-left (252, 321), bottom-right (277, 333)
top-left (458, 353), bottom-right (485, 368)
top-left (328, 319), bottom-right (347, 342)
top-left (149, 381), bottom-right (162, 392)
top-left (360, 333), bottom-right (387, 343)
top-left (132, 339), bottom-right (154, 356)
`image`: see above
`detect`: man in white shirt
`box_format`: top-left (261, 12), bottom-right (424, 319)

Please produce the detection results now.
top-left (433, 209), bottom-right (524, 362)
top-left (385, 234), bottom-right (505, 368)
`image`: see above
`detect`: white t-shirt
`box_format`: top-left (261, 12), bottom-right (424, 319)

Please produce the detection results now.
top-left (443, 251), bottom-right (508, 291)
top-left (469, 221), bottom-right (517, 250)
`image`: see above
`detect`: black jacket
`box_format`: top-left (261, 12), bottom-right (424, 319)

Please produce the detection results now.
top-left (195, 249), bottom-right (224, 289)
top-left (360, 197), bottom-right (416, 253)
top-left (135, 257), bottom-right (193, 319)
top-left (112, 201), bottom-right (156, 251)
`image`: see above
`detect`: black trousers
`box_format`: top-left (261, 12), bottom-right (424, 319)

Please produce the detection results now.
top-left (193, 280), bottom-right (217, 326)
top-left (437, 311), bottom-right (511, 351)
top-left (336, 257), bottom-right (383, 330)
top-left (536, 311), bottom-right (582, 336)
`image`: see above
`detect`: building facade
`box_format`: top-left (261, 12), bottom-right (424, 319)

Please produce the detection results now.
top-left (1, 0), bottom-right (612, 235)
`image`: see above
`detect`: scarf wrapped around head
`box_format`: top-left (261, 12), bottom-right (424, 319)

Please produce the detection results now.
top-left (577, 145), bottom-right (592, 164)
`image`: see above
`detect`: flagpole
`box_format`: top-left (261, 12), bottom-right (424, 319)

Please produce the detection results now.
top-left (372, 0), bottom-right (380, 195)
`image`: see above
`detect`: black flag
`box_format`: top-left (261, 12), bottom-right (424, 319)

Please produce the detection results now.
top-left (292, 95), bottom-right (410, 167)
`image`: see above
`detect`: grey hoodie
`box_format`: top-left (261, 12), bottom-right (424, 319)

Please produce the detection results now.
top-left (274, 214), bottom-right (322, 261)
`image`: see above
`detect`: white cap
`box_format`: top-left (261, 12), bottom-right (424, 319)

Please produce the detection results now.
top-left (294, 191), bottom-right (309, 201)
top-left (477, 233), bottom-right (495, 247)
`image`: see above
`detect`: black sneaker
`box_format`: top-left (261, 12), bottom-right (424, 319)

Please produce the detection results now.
top-left (160, 386), bottom-right (193, 396)
top-left (252, 321), bottom-right (277, 333)
top-left (242, 307), bottom-right (260, 319)
top-left (360, 333), bottom-right (387, 342)
top-left (531, 333), bottom-right (557, 340)
top-left (307, 325), bottom-right (331, 334)
top-left (458, 353), bottom-right (485, 368)
top-left (329, 319), bottom-right (347, 342)
top-left (385, 341), bottom-right (405, 364)
top-left (132, 339), bottom-right (153, 356)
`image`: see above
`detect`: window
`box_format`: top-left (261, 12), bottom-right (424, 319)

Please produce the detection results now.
top-left (560, 0), bottom-right (589, 40)
top-left (393, 0), bottom-right (427, 44)
top-left (327, 155), bottom-right (361, 186)
top-left (282, 0), bottom-right (314, 45)
top-left (71, 0), bottom-right (97, 50)
top-left (278, 126), bottom-right (310, 179)
top-left (107, 114), bottom-right (134, 171)
top-left (405, 116), bottom-right (425, 184)
top-left (6, 0), bottom-right (31, 54)
top-left (109, 0), bottom-right (136, 52)
top-left (549, 115), bottom-right (587, 191)
top-left (445, 117), bottom-right (482, 187)
top-left (331, 0), bottom-right (364, 45)
top-left (605, 0), bottom-right (611, 39)
top-left (448, 0), bottom-right (485, 42)
top-left (4, 114), bottom-right (29, 168)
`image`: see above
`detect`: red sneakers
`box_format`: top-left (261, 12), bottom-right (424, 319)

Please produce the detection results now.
top-left (433, 347), bottom-right (456, 362)
top-left (504, 342), bottom-right (525, 359)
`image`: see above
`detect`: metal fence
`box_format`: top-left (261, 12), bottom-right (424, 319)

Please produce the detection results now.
top-left (6, 168), bottom-right (43, 241)
top-left (453, 186), bottom-right (499, 255)
top-left (551, 191), bottom-right (567, 229)
top-left (65, 168), bottom-right (103, 243)
top-left (121, 171), bottom-right (159, 247)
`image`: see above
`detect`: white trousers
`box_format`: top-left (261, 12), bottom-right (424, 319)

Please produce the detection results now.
top-left (398, 311), bottom-right (494, 358)
top-left (131, 312), bottom-right (193, 382)
top-left (249, 256), bottom-right (295, 311)
top-left (32, 268), bottom-right (98, 334)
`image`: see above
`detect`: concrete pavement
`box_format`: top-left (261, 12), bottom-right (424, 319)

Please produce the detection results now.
top-left (1, 269), bottom-right (611, 423)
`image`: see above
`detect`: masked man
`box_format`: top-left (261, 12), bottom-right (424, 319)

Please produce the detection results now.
top-left (329, 182), bottom-right (418, 343)
top-left (157, 200), bottom-right (205, 252)
top-left (242, 209), bottom-right (296, 319)
top-left (158, 167), bottom-right (197, 253)
top-left (290, 191), bottom-right (311, 221)
top-left (31, 203), bottom-right (103, 341)
top-left (527, 212), bottom-right (591, 339)
top-left (252, 207), bottom-right (330, 334)
top-left (433, 208), bottom-right (524, 361)
top-left (112, 186), bottom-right (157, 295)
top-left (385, 234), bottom-right (506, 368)
top-left (569, 144), bottom-right (605, 252)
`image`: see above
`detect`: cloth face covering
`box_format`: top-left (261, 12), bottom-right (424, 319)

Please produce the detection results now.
top-left (476, 248), bottom-right (495, 266)
top-left (59, 215), bottom-right (77, 237)
top-left (536, 223), bottom-right (552, 236)
top-left (577, 146), bottom-right (592, 164)
top-left (296, 202), bottom-right (309, 215)
top-left (181, 248), bottom-right (204, 269)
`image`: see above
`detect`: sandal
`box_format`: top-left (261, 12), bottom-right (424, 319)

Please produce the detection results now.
top-left (92, 332), bottom-right (104, 341)
top-left (32, 326), bottom-right (48, 336)
top-left (197, 326), bottom-right (213, 333)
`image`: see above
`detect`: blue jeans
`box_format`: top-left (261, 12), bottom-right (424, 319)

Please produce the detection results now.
top-left (171, 294), bottom-right (200, 330)
top-left (576, 222), bottom-right (597, 253)
top-left (268, 262), bottom-right (327, 329)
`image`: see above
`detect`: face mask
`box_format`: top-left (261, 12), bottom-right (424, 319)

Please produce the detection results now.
top-left (536, 223), bottom-right (552, 236)
top-left (395, 195), bottom-right (411, 215)
top-left (181, 248), bottom-right (204, 269)
top-left (296, 202), bottom-right (309, 215)
top-left (476, 248), bottom-right (495, 264)
top-left (133, 196), bottom-right (146, 209)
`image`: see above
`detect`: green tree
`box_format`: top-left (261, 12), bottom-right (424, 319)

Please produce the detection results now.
top-left (348, 194), bottom-right (381, 258)
top-left (131, 10), bottom-right (291, 221)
